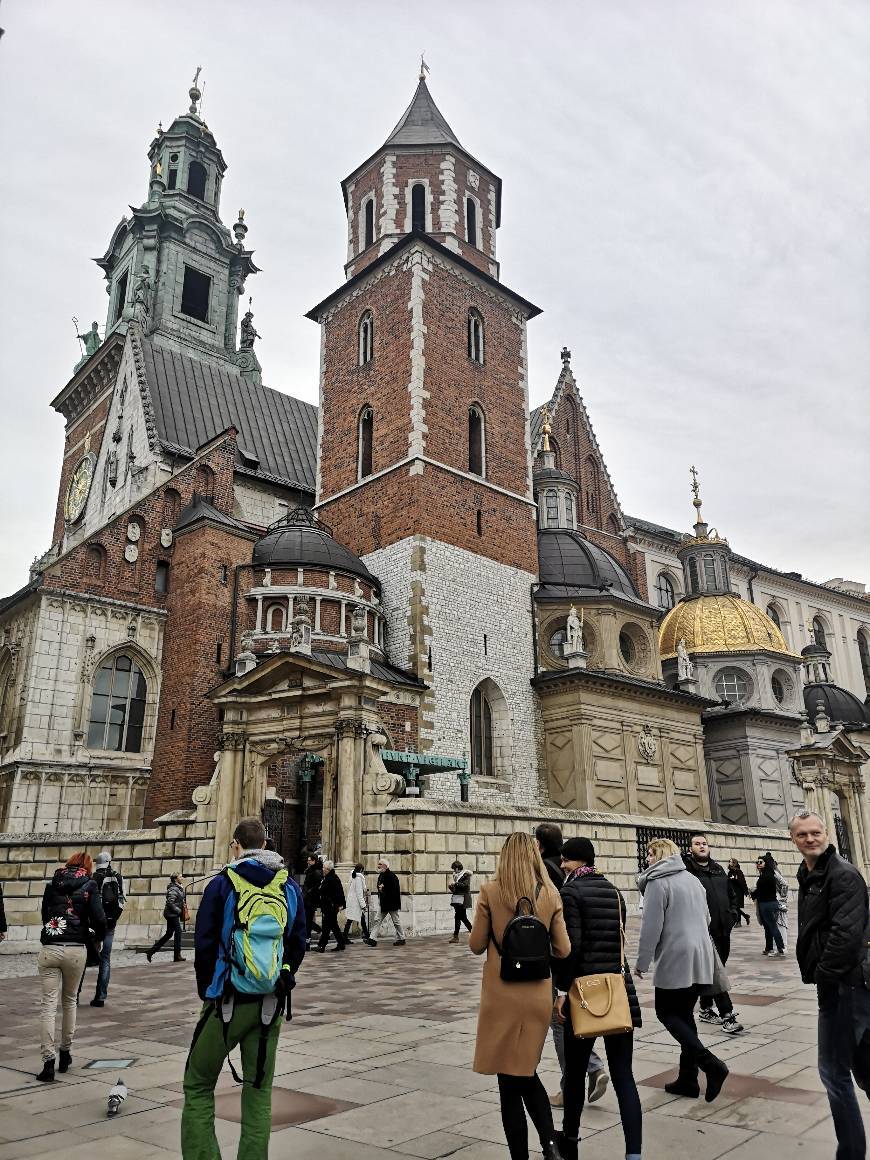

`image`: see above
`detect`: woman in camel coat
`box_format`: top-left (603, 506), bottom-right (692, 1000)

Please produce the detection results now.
top-left (470, 832), bottom-right (570, 1160)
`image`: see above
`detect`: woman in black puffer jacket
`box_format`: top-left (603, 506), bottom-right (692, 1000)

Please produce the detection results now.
top-left (552, 838), bottom-right (642, 1160)
top-left (37, 853), bottom-right (106, 1081)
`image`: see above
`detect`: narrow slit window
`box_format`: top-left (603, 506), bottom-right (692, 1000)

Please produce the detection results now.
top-left (155, 561), bottom-right (170, 594)
top-left (411, 183), bottom-right (426, 231)
top-left (364, 199), bottom-right (375, 249)
top-left (113, 270), bottom-right (129, 324)
top-left (358, 407), bottom-right (374, 479)
top-left (358, 312), bottom-right (373, 365)
top-left (466, 197), bottom-right (477, 246)
top-left (468, 310), bottom-right (484, 364)
top-left (468, 406), bottom-right (484, 476)
top-left (476, 510), bottom-right (483, 536)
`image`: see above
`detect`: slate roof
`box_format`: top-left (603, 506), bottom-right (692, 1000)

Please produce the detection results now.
top-left (310, 648), bottom-right (426, 688)
top-left (141, 339), bottom-right (318, 494)
top-left (383, 79), bottom-right (463, 149)
top-left (175, 494), bottom-right (248, 533)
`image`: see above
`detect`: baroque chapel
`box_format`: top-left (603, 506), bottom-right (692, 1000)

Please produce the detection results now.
top-left (2, 72), bottom-right (870, 930)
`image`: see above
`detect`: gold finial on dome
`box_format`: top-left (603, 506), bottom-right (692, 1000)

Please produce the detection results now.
top-left (682, 464), bottom-right (726, 547)
top-left (541, 406), bottom-right (552, 453)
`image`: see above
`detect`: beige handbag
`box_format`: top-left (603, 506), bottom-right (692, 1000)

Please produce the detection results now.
top-left (567, 885), bottom-right (633, 1038)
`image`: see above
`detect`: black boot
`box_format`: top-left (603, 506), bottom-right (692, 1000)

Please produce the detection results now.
top-left (542, 1137), bottom-right (565, 1160)
top-left (58, 1049), bottom-right (72, 1073)
top-left (554, 1131), bottom-right (576, 1159)
top-left (145, 947), bottom-right (155, 962)
top-left (699, 1052), bottom-right (729, 1102)
top-left (665, 1076), bottom-right (700, 1098)
top-left (36, 1059), bottom-right (55, 1082)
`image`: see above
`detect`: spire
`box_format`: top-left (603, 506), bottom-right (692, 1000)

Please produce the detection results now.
top-left (689, 464), bottom-right (707, 540)
top-left (383, 74), bottom-right (463, 150)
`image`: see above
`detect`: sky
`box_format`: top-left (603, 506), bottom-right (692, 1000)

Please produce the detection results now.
top-left (0, 0), bottom-right (868, 595)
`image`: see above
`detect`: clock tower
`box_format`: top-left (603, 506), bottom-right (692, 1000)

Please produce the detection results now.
top-left (308, 74), bottom-right (544, 799)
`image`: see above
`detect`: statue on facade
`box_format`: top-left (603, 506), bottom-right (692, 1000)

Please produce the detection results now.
top-left (677, 638), bottom-right (695, 681)
top-left (78, 321), bottom-right (101, 359)
top-left (240, 303), bottom-right (260, 349)
top-left (132, 265), bottom-right (152, 326)
top-left (566, 605), bottom-right (584, 653)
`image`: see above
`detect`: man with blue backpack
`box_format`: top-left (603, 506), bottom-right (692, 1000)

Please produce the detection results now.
top-left (181, 816), bottom-right (306, 1158)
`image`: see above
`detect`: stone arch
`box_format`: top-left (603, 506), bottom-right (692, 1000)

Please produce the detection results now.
top-left (469, 677), bottom-right (511, 783)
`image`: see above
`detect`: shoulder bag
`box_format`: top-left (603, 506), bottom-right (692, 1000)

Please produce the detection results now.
top-left (567, 884), bottom-right (633, 1037)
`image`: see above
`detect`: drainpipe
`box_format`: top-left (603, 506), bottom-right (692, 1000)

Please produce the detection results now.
top-left (746, 568), bottom-right (758, 605)
top-left (530, 583), bottom-right (540, 677)
top-left (227, 564), bottom-right (253, 674)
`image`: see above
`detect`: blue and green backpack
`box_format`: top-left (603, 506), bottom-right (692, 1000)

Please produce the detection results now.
top-left (206, 865), bottom-right (295, 999)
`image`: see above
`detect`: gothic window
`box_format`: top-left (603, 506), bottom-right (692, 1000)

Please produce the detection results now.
top-left (363, 198), bottom-right (375, 250)
top-left (812, 616), bottom-right (828, 651)
top-left (113, 270), bottom-right (129, 324)
top-left (468, 310), bottom-right (484, 364)
top-left (545, 490), bottom-right (559, 528)
top-left (714, 667), bottom-right (750, 704)
top-left (466, 197), bottom-right (477, 246)
top-left (87, 654), bottom-right (147, 752)
top-left (187, 160), bottom-right (207, 200)
top-left (470, 685), bottom-right (494, 778)
top-left (703, 554), bottom-right (717, 591)
top-left (181, 266), bottom-right (211, 322)
top-left (267, 604), bottom-right (286, 632)
top-left (655, 572), bottom-right (676, 610)
top-left (766, 604), bottom-right (781, 629)
top-left (468, 406), bottom-right (485, 476)
top-left (411, 183), bottom-right (426, 231)
top-left (195, 464), bottom-right (215, 500)
top-left (358, 407), bottom-right (374, 479)
top-left (155, 561), bottom-right (170, 594)
top-left (358, 311), bottom-right (373, 366)
top-left (688, 557), bottom-right (700, 594)
top-left (85, 544), bottom-right (106, 584)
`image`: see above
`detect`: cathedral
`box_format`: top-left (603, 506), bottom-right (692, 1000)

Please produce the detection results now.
top-left (2, 71), bottom-right (869, 929)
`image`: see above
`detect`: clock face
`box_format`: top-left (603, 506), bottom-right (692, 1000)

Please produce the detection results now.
top-left (64, 454), bottom-right (96, 524)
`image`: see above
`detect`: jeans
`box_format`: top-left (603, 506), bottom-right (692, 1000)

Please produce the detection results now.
top-left (562, 1030), bottom-right (642, 1155)
top-left (655, 985), bottom-right (715, 1082)
top-left (371, 910), bottom-right (404, 941)
top-left (818, 983), bottom-right (870, 1160)
top-left (452, 904), bottom-right (472, 936)
top-left (759, 900), bottom-right (785, 953)
top-left (699, 931), bottom-right (733, 1017)
top-left (78, 924), bottom-right (116, 1002)
top-left (151, 915), bottom-right (182, 958)
top-left (182, 1000), bottom-right (281, 1160)
top-left (37, 944), bottom-right (87, 1061)
top-left (496, 1072), bottom-right (557, 1160)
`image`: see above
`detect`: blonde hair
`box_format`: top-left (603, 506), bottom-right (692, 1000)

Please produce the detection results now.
top-left (647, 838), bottom-right (680, 863)
top-left (493, 832), bottom-right (558, 912)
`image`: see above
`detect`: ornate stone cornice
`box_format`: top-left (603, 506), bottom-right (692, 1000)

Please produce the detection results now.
top-left (50, 334), bottom-right (125, 425)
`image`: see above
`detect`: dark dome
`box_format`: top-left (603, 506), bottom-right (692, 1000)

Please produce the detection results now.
top-left (533, 466), bottom-right (578, 486)
top-left (537, 529), bottom-right (641, 602)
top-left (252, 508), bottom-right (376, 583)
top-left (801, 640), bottom-right (830, 658)
top-left (803, 682), bottom-right (870, 728)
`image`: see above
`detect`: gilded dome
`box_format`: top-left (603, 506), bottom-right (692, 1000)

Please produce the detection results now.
top-left (659, 594), bottom-right (795, 659)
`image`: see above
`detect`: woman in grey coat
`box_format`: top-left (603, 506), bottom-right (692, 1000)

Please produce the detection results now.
top-left (635, 839), bottom-right (728, 1102)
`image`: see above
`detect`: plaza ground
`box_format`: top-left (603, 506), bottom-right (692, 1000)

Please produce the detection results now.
top-left (0, 913), bottom-right (864, 1158)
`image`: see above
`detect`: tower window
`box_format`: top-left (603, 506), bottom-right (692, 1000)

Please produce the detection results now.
top-left (181, 266), bottom-right (211, 322)
top-left (766, 604), bottom-right (781, 630)
top-left (545, 490), bottom-right (559, 528)
top-left (411, 183), bottom-right (426, 231)
top-left (468, 406), bottom-right (485, 476)
top-left (167, 167), bottom-right (178, 190)
top-left (655, 572), bottom-right (676, 610)
top-left (358, 407), bottom-right (374, 479)
top-left (564, 494), bottom-right (575, 529)
top-left (364, 198), bottom-right (375, 249)
top-left (688, 557), bottom-right (700, 594)
top-left (468, 309), bottom-right (484, 364)
top-left (187, 160), bottom-right (207, 200)
top-left (812, 616), bottom-right (827, 651)
top-left (113, 270), bottom-right (129, 324)
top-left (358, 311), bottom-right (373, 366)
top-left (703, 554), bottom-right (717, 590)
top-left (466, 197), bottom-right (477, 246)
top-left (155, 561), bottom-right (170, 594)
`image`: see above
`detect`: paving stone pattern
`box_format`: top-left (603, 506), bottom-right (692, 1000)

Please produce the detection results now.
top-left (0, 915), bottom-right (865, 1158)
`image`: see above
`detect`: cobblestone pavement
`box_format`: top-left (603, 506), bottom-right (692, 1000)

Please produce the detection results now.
top-left (0, 915), bottom-right (865, 1158)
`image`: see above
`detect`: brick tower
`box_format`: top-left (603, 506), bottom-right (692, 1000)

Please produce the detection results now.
top-left (308, 71), bottom-right (544, 801)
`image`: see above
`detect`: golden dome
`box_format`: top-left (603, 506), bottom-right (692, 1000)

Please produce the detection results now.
top-left (659, 594), bottom-right (796, 659)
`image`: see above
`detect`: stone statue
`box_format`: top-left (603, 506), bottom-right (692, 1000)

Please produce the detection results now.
top-left (239, 308), bottom-right (260, 349)
top-left (566, 605), bottom-right (584, 653)
top-left (132, 265), bottom-right (152, 325)
top-left (78, 321), bottom-right (101, 359)
top-left (677, 638), bottom-right (695, 681)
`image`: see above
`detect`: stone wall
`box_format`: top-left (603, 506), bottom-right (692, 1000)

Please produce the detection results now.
top-left (364, 798), bottom-right (805, 936)
top-left (0, 811), bottom-right (217, 946)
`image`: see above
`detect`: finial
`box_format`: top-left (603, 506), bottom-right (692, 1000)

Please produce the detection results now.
top-left (540, 406), bottom-right (552, 453)
top-left (561, 346), bottom-right (571, 365)
top-left (690, 463), bottom-right (703, 519)
top-left (233, 208), bottom-right (248, 248)
top-left (188, 65), bottom-right (203, 115)
top-left (157, 120), bottom-right (163, 135)
top-left (419, 53), bottom-right (430, 82)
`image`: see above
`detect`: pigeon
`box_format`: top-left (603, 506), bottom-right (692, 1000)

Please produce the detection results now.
top-left (107, 1078), bottom-right (128, 1117)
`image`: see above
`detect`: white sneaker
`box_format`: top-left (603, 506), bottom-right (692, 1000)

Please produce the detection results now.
top-left (720, 1014), bottom-right (744, 1034)
top-left (698, 1009), bottom-right (721, 1024)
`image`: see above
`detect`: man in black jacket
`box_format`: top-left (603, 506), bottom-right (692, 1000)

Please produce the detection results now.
top-left (85, 851), bottom-right (125, 1006)
top-left (317, 860), bottom-right (347, 952)
top-left (365, 859), bottom-right (405, 946)
top-left (792, 810), bottom-right (870, 1156)
top-left (682, 834), bottom-right (744, 1036)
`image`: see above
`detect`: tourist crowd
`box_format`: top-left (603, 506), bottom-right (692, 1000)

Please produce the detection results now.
top-left (20, 808), bottom-right (870, 1159)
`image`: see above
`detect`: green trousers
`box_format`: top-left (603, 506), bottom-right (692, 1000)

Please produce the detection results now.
top-left (181, 1001), bottom-right (281, 1160)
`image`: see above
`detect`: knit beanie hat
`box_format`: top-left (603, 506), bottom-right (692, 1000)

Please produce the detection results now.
top-left (561, 837), bottom-right (595, 865)
top-left (95, 851), bottom-right (111, 867)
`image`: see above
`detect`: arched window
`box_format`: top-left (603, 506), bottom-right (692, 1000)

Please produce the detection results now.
top-left (549, 625), bottom-right (568, 657)
top-left (703, 554), bottom-right (717, 591)
top-left (812, 617), bottom-right (828, 651)
top-left (564, 493), bottom-right (575, 529)
top-left (766, 604), bottom-right (781, 630)
top-left (87, 654), bottom-right (147, 752)
top-left (466, 197), bottom-right (477, 246)
top-left (470, 685), bottom-right (494, 778)
top-left (85, 544), bottom-right (106, 584)
top-left (411, 183), bottom-right (426, 231)
top-left (363, 198), bottom-right (375, 250)
top-left (688, 557), bottom-right (700, 594)
top-left (655, 572), bottom-right (676, 610)
top-left (195, 464), bottom-right (215, 500)
top-left (267, 604), bottom-right (286, 633)
top-left (358, 311), bottom-right (373, 366)
top-left (0, 651), bottom-right (14, 743)
top-left (187, 160), bottom-right (207, 200)
top-left (544, 490), bottom-right (559, 527)
top-left (468, 309), bottom-right (484, 364)
top-left (858, 630), bottom-right (870, 684)
top-left (358, 407), bottom-right (374, 479)
top-left (468, 406), bottom-right (485, 476)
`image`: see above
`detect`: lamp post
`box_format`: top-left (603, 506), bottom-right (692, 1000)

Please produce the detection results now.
top-left (298, 754), bottom-right (322, 858)
top-left (457, 759), bottom-right (471, 803)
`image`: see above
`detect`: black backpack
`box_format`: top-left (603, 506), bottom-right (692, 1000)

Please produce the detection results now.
top-left (100, 871), bottom-right (123, 920)
top-left (491, 893), bottom-right (551, 982)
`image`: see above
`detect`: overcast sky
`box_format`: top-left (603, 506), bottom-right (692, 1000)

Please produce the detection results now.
top-left (1, 1), bottom-right (868, 595)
